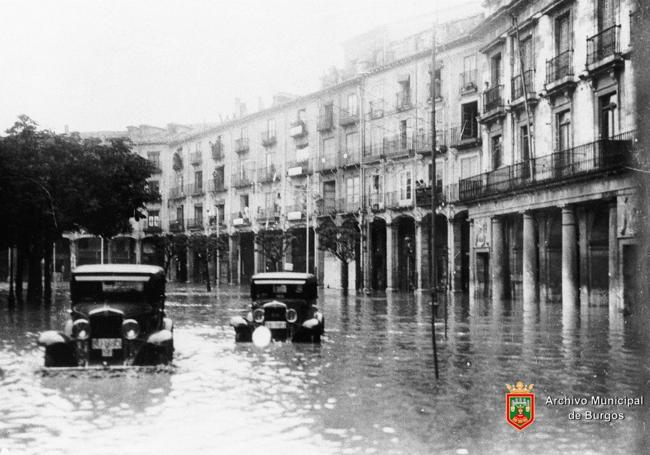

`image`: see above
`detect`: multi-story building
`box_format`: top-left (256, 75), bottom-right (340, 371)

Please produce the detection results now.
top-left (12, 0), bottom-right (638, 316)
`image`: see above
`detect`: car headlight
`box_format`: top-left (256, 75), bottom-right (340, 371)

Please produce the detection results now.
top-left (122, 319), bottom-right (140, 340)
top-left (286, 308), bottom-right (298, 323)
top-left (72, 319), bottom-right (90, 340)
top-left (253, 308), bottom-right (265, 323)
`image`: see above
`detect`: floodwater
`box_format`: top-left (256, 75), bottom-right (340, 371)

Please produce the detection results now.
top-left (0, 285), bottom-right (648, 455)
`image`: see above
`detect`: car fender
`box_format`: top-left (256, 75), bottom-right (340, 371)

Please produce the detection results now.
top-left (229, 315), bottom-right (250, 329)
top-left (146, 329), bottom-right (173, 346)
top-left (37, 331), bottom-right (71, 347)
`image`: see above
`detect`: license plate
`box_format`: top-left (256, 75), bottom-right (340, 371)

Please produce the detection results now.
top-left (265, 321), bottom-right (286, 329)
top-left (92, 338), bottom-right (122, 357)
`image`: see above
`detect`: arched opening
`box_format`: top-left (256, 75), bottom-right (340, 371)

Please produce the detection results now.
top-left (239, 231), bottom-right (255, 284)
top-left (370, 218), bottom-right (387, 291)
top-left (396, 216), bottom-right (416, 292)
top-left (546, 211), bottom-right (562, 303)
top-left (589, 205), bottom-right (610, 306)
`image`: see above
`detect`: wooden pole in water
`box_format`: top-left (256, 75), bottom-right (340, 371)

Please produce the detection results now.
top-left (430, 21), bottom-right (439, 379)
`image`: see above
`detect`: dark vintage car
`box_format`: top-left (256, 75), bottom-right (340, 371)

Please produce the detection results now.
top-left (37, 264), bottom-right (174, 367)
top-left (230, 272), bottom-right (324, 343)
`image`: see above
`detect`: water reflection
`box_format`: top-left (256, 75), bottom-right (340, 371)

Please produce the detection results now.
top-left (0, 285), bottom-right (647, 454)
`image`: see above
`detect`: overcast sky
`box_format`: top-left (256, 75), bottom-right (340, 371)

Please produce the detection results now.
top-left (0, 0), bottom-right (483, 133)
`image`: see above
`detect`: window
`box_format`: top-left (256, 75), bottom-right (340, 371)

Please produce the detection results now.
top-left (147, 210), bottom-right (160, 228)
top-left (461, 102), bottom-right (479, 139)
top-left (194, 205), bottom-right (203, 223)
top-left (597, 0), bottom-right (616, 31)
top-left (514, 36), bottom-right (534, 73)
top-left (491, 135), bottom-right (503, 169)
top-left (298, 109), bottom-right (306, 122)
top-left (176, 205), bottom-right (184, 222)
top-left (399, 120), bottom-right (408, 149)
top-left (320, 102), bottom-right (333, 125)
top-left (491, 53), bottom-right (502, 86)
top-left (176, 172), bottom-right (184, 188)
top-left (323, 137), bottom-right (335, 159)
top-left (347, 93), bottom-right (358, 115)
top-left (265, 152), bottom-right (275, 171)
top-left (399, 170), bottom-right (412, 200)
top-left (213, 166), bottom-right (225, 187)
top-left (346, 176), bottom-right (360, 204)
top-left (267, 118), bottom-right (276, 137)
top-left (215, 204), bottom-right (224, 224)
top-left (599, 93), bottom-right (616, 138)
top-left (147, 151), bottom-right (160, 168)
top-left (240, 195), bottom-right (249, 218)
top-left (555, 13), bottom-right (571, 55)
top-left (372, 174), bottom-right (383, 193)
top-left (557, 111), bottom-right (571, 151)
top-left (427, 163), bottom-right (444, 191)
top-left (194, 170), bottom-right (203, 192)
top-left (460, 156), bottom-right (479, 179)
top-left (520, 125), bottom-right (530, 162)
top-left (463, 55), bottom-right (477, 77)
top-left (148, 180), bottom-right (160, 195)
top-left (345, 132), bottom-right (359, 157)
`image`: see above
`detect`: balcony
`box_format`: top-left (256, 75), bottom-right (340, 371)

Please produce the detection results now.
top-left (207, 215), bottom-right (226, 231)
top-left (285, 205), bottom-right (305, 221)
top-left (169, 219), bottom-right (184, 233)
top-left (256, 206), bottom-right (281, 222)
top-left (317, 111), bottom-right (334, 132)
top-left (317, 154), bottom-right (337, 173)
top-left (232, 172), bottom-right (253, 188)
top-left (211, 141), bottom-right (224, 161)
top-left (368, 100), bottom-right (385, 120)
top-left (395, 91), bottom-right (412, 112)
top-left (586, 25), bottom-right (623, 73)
top-left (339, 109), bottom-right (359, 127)
top-left (415, 184), bottom-right (458, 208)
top-left (363, 143), bottom-right (383, 164)
top-left (289, 120), bottom-right (307, 138)
top-left (337, 198), bottom-right (359, 214)
top-left (190, 152), bottom-right (202, 165)
top-left (143, 225), bottom-right (162, 235)
top-left (235, 138), bottom-right (249, 154)
top-left (231, 211), bottom-right (251, 226)
top-left (316, 198), bottom-right (338, 217)
top-left (257, 165), bottom-right (277, 183)
top-left (261, 131), bottom-right (277, 147)
top-left (459, 70), bottom-right (478, 95)
top-left (149, 160), bottom-right (162, 174)
top-left (189, 182), bottom-right (204, 196)
top-left (450, 124), bottom-right (480, 150)
top-left (187, 218), bottom-right (204, 230)
top-left (510, 69), bottom-right (536, 105)
top-left (458, 130), bottom-right (636, 202)
top-left (287, 160), bottom-right (312, 177)
top-left (169, 186), bottom-right (186, 200)
top-left (545, 50), bottom-right (576, 95)
top-left (383, 134), bottom-right (412, 160)
top-left (339, 148), bottom-right (360, 168)
top-left (480, 84), bottom-right (505, 123)
top-left (208, 178), bottom-right (227, 193)
top-left (385, 191), bottom-right (413, 210)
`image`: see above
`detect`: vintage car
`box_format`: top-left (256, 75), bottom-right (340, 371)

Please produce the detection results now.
top-left (230, 272), bottom-right (324, 343)
top-left (37, 264), bottom-right (174, 367)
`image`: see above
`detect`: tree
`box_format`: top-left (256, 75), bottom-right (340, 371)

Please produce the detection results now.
top-left (316, 219), bottom-right (360, 295)
top-left (254, 229), bottom-right (295, 272)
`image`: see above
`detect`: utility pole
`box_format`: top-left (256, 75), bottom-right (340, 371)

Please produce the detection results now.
top-left (511, 14), bottom-right (534, 175)
top-left (306, 174), bottom-right (310, 273)
top-left (358, 79), bottom-right (367, 292)
top-left (430, 23), bottom-right (440, 379)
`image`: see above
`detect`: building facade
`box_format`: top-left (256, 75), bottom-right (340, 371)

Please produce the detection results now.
top-left (9, 0), bottom-right (638, 315)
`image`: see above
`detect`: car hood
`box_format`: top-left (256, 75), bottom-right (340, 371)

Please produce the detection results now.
top-left (72, 302), bottom-right (154, 319)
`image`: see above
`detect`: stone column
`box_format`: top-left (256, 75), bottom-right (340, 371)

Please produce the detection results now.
top-left (386, 222), bottom-right (395, 291)
top-left (608, 200), bottom-right (620, 311)
top-left (577, 207), bottom-right (589, 308)
top-left (415, 220), bottom-right (423, 291)
top-left (491, 216), bottom-right (505, 304)
top-left (186, 244), bottom-right (194, 284)
top-left (365, 220), bottom-right (373, 291)
top-left (537, 214), bottom-right (548, 304)
top-left (135, 238), bottom-right (142, 265)
top-left (562, 206), bottom-right (579, 308)
top-left (522, 212), bottom-right (538, 306)
top-left (468, 219), bottom-right (475, 299)
top-left (228, 235), bottom-right (235, 285)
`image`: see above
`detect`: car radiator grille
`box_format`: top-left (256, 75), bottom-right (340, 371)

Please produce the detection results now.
top-left (264, 307), bottom-right (286, 321)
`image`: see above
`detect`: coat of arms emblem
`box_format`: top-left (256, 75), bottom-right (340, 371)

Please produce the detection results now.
top-left (505, 381), bottom-right (535, 430)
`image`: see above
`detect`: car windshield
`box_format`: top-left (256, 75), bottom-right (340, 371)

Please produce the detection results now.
top-left (73, 280), bottom-right (147, 303)
top-left (254, 283), bottom-right (305, 300)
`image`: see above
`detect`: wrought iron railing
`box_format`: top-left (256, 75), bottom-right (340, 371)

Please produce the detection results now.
top-left (235, 138), bottom-right (249, 153)
top-left (317, 154), bottom-right (337, 172)
top-left (231, 172), bottom-right (253, 188)
top-left (257, 166), bottom-right (277, 183)
top-left (187, 218), bottom-right (203, 230)
top-left (169, 220), bottom-right (184, 233)
top-left (511, 69), bottom-right (535, 100)
top-left (395, 91), bottom-right (412, 111)
top-left (168, 186), bottom-right (186, 200)
top-left (483, 84), bottom-right (504, 113)
top-left (458, 130), bottom-right (636, 202)
top-left (587, 25), bottom-right (620, 66)
top-left (546, 50), bottom-right (573, 84)
top-left (339, 109), bottom-right (359, 126)
top-left (459, 70), bottom-right (478, 93)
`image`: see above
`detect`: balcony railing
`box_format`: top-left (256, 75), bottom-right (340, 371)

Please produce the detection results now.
top-left (383, 134), bottom-right (412, 159)
top-left (257, 206), bottom-right (281, 221)
top-left (511, 69), bottom-right (535, 100)
top-left (289, 120), bottom-right (307, 138)
top-left (208, 179), bottom-right (227, 193)
top-left (169, 186), bottom-right (186, 200)
top-left (415, 184), bottom-right (458, 208)
top-left (189, 182), bottom-right (204, 196)
top-left (546, 50), bottom-right (574, 84)
top-left (231, 172), bottom-right (253, 188)
top-left (368, 193), bottom-right (385, 212)
top-left (187, 218), bottom-right (203, 230)
top-left (483, 84), bottom-right (504, 113)
top-left (144, 225), bottom-right (162, 235)
top-left (261, 131), bottom-right (277, 147)
top-left (339, 148), bottom-right (360, 167)
top-left (363, 143), bottom-right (383, 163)
top-left (368, 100), bottom-right (385, 119)
top-left (459, 70), bottom-right (478, 93)
top-left (190, 152), bottom-right (202, 165)
top-left (317, 154), bottom-right (337, 172)
top-left (385, 191), bottom-right (414, 209)
top-left (587, 25), bottom-right (620, 66)
top-left (231, 211), bottom-right (251, 226)
top-left (316, 199), bottom-right (337, 217)
top-left (149, 161), bottom-right (162, 173)
top-left (169, 220), bottom-right (184, 233)
top-left (395, 91), bottom-right (412, 111)
top-left (287, 160), bottom-right (311, 176)
top-left (235, 138), bottom-right (250, 153)
top-left (337, 198), bottom-right (359, 214)
top-left (339, 109), bottom-right (359, 127)
top-left (450, 123), bottom-right (480, 148)
top-left (458, 130), bottom-right (636, 202)
top-left (257, 166), bottom-right (277, 183)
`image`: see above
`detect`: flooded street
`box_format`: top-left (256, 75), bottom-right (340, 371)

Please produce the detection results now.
top-left (0, 285), bottom-right (648, 455)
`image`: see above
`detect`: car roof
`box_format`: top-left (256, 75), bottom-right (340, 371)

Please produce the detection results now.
top-left (72, 264), bottom-right (165, 276)
top-left (251, 272), bottom-right (317, 284)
